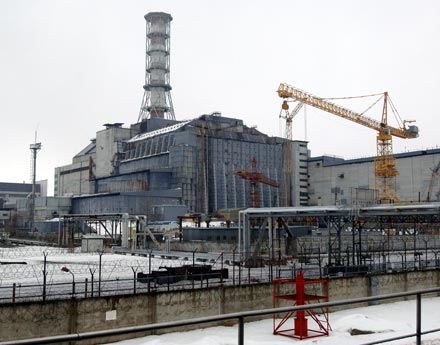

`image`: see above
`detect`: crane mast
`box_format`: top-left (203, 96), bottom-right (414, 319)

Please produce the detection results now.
top-left (277, 83), bottom-right (419, 203)
top-left (279, 102), bottom-right (304, 206)
top-left (375, 92), bottom-right (399, 202)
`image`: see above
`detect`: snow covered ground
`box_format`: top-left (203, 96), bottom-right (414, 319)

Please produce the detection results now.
top-left (111, 297), bottom-right (440, 345)
top-left (0, 245), bottom-right (282, 302)
top-left (0, 245), bottom-right (226, 301)
top-left (1, 246), bottom-right (440, 343)
top-left (0, 246), bottom-right (203, 285)
top-left (0, 245), bottom-right (290, 290)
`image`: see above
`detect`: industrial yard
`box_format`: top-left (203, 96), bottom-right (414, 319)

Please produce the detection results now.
top-left (1, 1), bottom-right (440, 344)
top-left (2, 9), bottom-right (440, 241)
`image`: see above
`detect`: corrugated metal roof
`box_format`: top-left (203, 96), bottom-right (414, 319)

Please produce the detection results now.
top-left (127, 120), bottom-right (191, 143)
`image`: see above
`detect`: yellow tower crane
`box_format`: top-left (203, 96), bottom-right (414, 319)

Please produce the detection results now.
top-left (277, 83), bottom-right (419, 203)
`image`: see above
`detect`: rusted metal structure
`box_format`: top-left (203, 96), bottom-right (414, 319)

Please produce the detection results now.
top-left (234, 157), bottom-right (280, 208)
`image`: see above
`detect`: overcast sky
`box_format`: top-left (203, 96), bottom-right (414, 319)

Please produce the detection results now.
top-left (1, 0), bottom-right (439, 195)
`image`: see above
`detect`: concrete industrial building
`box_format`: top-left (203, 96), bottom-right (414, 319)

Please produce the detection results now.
top-left (0, 181), bottom-right (49, 232)
top-left (54, 124), bottom-right (440, 215)
top-left (0, 181), bottom-right (45, 208)
top-left (55, 115), bottom-right (308, 217)
top-left (52, 11), bottom-right (437, 220)
top-left (308, 148), bottom-right (440, 206)
top-left (53, 141), bottom-right (440, 223)
top-left (53, 11), bottom-right (307, 218)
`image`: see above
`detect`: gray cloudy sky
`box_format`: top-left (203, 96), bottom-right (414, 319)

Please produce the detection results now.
top-left (1, 0), bottom-right (439, 195)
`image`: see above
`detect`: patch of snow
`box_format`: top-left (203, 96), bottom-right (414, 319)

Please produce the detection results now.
top-left (110, 298), bottom-right (440, 345)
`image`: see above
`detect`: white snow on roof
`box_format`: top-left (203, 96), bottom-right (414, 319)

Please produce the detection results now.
top-left (128, 120), bottom-right (192, 143)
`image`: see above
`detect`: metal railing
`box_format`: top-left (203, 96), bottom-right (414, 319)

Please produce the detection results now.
top-left (1, 287), bottom-right (439, 345)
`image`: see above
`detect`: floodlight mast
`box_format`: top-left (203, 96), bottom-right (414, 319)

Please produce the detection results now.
top-left (29, 135), bottom-right (42, 231)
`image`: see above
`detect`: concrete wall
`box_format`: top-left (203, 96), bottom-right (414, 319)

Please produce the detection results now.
top-left (397, 151), bottom-right (440, 202)
top-left (1, 269), bottom-right (439, 344)
top-left (35, 197), bottom-right (72, 219)
top-left (16, 197), bottom-right (72, 228)
top-left (308, 157), bottom-right (375, 206)
top-left (55, 161), bottom-right (94, 197)
top-left (95, 127), bottom-right (132, 178)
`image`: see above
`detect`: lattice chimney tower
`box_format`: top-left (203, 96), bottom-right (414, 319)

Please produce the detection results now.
top-left (138, 12), bottom-right (175, 121)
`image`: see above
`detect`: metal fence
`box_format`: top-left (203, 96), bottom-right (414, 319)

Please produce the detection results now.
top-left (1, 252), bottom-right (440, 304)
top-left (1, 287), bottom-right (440, 345)
top-left (0, 273), bottom-right (228, 304)
top-left (0, 263), bottom-right (309, 304)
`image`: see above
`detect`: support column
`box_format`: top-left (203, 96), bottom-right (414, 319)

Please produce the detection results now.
top-left (121, 214), bottom-right (129, 249)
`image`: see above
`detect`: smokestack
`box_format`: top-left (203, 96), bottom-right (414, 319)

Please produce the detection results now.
top-left (138, 12), bottom-right (175, 121)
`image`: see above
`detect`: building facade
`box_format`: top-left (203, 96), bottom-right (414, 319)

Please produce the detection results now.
top-left (308, 148), bottom-right (440, 206)
top-left (55, 114), bottom-right (308, 217)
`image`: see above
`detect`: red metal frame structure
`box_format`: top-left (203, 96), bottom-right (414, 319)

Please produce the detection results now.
top-left (234, 157), bottom-right (279, 208)
top-left (273, 272), bottom-right (330, 340)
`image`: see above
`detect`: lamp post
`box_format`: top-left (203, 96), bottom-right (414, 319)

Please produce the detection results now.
top-left (61, 266), bottom-right (75, 298)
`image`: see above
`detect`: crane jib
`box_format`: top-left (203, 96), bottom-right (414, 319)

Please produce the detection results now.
top-left (277, 83), bottom-right (418, 139)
